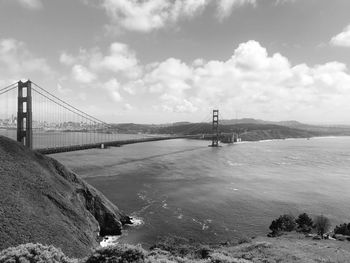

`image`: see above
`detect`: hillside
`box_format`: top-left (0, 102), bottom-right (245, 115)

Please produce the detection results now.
top-left (0, 136), bottom-right (131, 258)
top-left (150, 122), bottom-right (318, 140)
top-left (2, 233), bottom-right (350, 262)
top-left (108, 120), bottom-right (350, 140)
top-left (222, 119), bottom-right (350, 136)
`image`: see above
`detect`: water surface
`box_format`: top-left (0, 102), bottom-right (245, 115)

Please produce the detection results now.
top-left (52, 137), bottom-right (350, 247)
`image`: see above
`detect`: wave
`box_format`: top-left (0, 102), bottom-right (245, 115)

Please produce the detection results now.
top-left (100, 235), bottom-right (120, 247)
top-left (130, 216), bottom-right (144, 226)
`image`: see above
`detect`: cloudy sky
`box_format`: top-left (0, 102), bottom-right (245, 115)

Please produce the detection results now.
top-left (1, 0), bottom-right (350, 124)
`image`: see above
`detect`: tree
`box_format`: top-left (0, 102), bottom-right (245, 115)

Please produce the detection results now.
top-left (279, 214), bottom-right (297, 232)
top-left (269, 219), bottom-right (282, 235)
top-left (314, 215), bottom-right (331, 238)
top-left (296, 213), bottom-right (313, 233)
top-left (334, 223), bottom-right (350, 236)
top-left (269, 214), bottom-right (296, 236)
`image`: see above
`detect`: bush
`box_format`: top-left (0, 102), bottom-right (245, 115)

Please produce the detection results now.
top-left (269, 214), bottom-right (296, 235)
top-left (150, 236), bottom-right (201, 258)
top-left (0, 243), bottom-right (73, 263)
top-left (296, 213), bottom-right (313, 233)
top-left (85, 244), bottom-right (146, 263)
top-left (334, 223), bottom-right (350, 236)
top-left (314, 215), bottom-right (331, 238)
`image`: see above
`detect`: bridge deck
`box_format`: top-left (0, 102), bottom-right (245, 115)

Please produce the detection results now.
top-left (35, 134), bottom-right (214, 154)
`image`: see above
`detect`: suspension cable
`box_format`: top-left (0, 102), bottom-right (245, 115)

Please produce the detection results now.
top-left (32, 87), bottom-right (102, 125)
top-left (31, 81), bottom-right (109, 126)
top-left (0, 82), bottom-right (18, 93)
top-left (0, 85), bottom-right (17, 96)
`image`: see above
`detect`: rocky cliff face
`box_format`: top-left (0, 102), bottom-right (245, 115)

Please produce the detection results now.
top-left (0, 136), bottom-right (130, 257)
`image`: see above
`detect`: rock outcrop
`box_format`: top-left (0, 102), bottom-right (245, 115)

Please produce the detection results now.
top-left (0, 136), bottom-right (130, 257)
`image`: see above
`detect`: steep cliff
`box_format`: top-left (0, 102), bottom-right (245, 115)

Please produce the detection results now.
top-left (0, 136), bottom-right (131, 257)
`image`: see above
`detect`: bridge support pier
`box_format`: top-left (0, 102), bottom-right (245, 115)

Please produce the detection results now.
top-left (17, 80), bottom-right (33, 149)
top-left (210, 109), bottom-right (219, 147)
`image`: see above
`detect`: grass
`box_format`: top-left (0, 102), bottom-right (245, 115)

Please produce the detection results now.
top-left (3, 233), bottom-right (350, 262)
top-left (0, 136), bottom-right (129, 258)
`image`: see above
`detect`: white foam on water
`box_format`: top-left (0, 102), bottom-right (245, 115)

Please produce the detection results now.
top-left (192, 218), bottom-right (211, 231)
top-left (130, 216), bottom-right (144, 226)
top-left (228, 186), bottom-right (239, 191)
top-left (100, 236), bottom-right (120, 247)
top-left (177, 213), bottom-right (183, 219)
top-left (227, 161), bottom-right (244, 167)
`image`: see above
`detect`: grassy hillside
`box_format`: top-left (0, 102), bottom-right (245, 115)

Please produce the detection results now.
top-left (2, 233), bottom-right (350, 262)
top-left (0, 136), bottom-right (131, 257)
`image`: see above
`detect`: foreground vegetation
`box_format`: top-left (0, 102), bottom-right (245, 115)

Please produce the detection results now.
top-left (3, 233), bottom-right (350, 263)
top-left (269, 212), bottom-right (350, 242)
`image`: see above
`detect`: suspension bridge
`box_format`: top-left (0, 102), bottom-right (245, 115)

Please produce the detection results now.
top-left (0, 80), bottom-right (234, 154)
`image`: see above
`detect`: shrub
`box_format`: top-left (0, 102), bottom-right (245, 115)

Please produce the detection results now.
top-left (0, 243), bottom-right (73, 263)
top-left (85, 244), bottom-right (146, 263)
top-left (314, 215), bottom-right (331, 238)
top-left (269, 214), bottom-right (296, 235)
top-left (237, 236), bottom-right (251, 245)
top-left (334, 223), bottom-right (350, 236)
top-left (295, 213), bottom-right (313, 233)
top-left (150, 236), bottom-right (201, 258)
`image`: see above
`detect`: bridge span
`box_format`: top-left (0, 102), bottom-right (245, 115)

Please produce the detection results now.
top-left (36, 134), bottom-right (214, 155)
top-left (0, 80), bottom-right (235, 154)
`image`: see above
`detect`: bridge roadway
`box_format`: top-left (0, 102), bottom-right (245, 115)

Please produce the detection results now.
top-left (36, 134), bottom-right (215, 155)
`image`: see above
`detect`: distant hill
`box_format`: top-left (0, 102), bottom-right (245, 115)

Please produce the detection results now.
top-left (107, 118), bottom-right (350, 140)
top-left (147, 122), bottom-right (318, 141)
top-left (0, 136), bottom-right (131, 257)
top-left (222, 119), bottom-right (350, 136)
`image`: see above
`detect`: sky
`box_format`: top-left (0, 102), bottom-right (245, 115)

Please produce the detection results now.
top-left (1, 0), bottom-right (350, 124)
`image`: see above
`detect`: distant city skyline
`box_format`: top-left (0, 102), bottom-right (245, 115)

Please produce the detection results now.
top-left (1, 0), bottom-right (350, 124)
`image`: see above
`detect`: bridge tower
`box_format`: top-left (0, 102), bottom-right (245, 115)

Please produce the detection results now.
top-left (17, 80), bottom-right (33, 149)
top-left (211, 109), bottom-right (219, 147)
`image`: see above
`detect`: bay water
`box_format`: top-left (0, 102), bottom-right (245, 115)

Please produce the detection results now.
top-left (50, 136), bottom-right (350, 247)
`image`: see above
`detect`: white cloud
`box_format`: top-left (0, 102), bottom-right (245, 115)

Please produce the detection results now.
top-left (159, 93), bottom-right (198, 113)
top-left (100, 0), bottom-right (256, 32)
top-left (15, 0), bottom-right (43, 10)
top-left (120, 40), bottom-right (350, 121)
top-left (101, 0), bottom-right (171, 32)
top-left (63, 42), bottom-right (141, 79)
top-left (331, 25), bottom-right (350, 47)
top-left (123, 103), bottom-right (133, 111)
top-left (0, 38), bottom-right (52, 81)
top-left (144, 58), bottom-right (193, 94)
top-left (217, 0), bottom-right (256, 19)
top-left (98, 0), bottom-right (295, 33)
top-left (94, 42), bottom-right (140, 78)
top-left (60, 52), bottom-right (76, 66)
top-left (60, 39), bottom-right (350, 121)
top-left (103, 78), bottom-right (123, 102)
top-left (57, 83), bottom-right (71, 95)
top-left (72, 65), bottom-right (96, 84)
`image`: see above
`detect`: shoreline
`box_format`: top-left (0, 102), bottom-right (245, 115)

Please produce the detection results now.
top-left (236, 135), bottom-right (350, 144)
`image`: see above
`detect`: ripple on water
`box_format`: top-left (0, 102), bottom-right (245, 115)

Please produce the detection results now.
top-left (227, 161), bottom-right (244, 167)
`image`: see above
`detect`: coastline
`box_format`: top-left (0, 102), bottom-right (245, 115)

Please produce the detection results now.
top-left (236, 135), bottom-right (350, 144)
